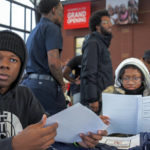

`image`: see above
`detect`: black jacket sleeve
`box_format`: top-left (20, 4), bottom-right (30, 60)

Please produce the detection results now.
top-left (0, 137), bottom-right (13, 150)
top-left (81, 40), bottom-right (99, 103)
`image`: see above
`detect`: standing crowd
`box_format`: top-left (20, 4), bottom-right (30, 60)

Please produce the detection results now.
top-left (0, 0), bottom-right (150, 150)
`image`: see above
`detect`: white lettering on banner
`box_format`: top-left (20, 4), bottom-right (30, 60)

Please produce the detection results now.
top-left (67, 8), bottom-right (78, 12)
top-left (67, 7), bottom-right (86, 12)
top-left (67, 18), bottom-right (86, 24)
top-left (67, 11), bottom-right (87, 24)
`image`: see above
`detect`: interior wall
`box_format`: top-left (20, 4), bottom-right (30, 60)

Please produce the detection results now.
top-left (61, 0), bottom-right (150, 71)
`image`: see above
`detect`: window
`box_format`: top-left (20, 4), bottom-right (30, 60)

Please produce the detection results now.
top-left (0, 0), bottom-right (10, 26)
top-left (12, 3), bottom-right (25, 30)
top-left (75, 37), bottom-right (85, 56)
top-left (0, 0), bottom-right (35, 42)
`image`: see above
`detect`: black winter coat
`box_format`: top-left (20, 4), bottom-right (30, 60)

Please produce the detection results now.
top-left (81, 32), bottom-right (114, 104)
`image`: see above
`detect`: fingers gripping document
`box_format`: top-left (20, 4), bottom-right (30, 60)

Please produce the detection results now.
top-left (45, 103), bottom-right (107, 143)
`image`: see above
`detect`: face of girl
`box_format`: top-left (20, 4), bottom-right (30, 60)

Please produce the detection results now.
top-left (121, 68), bottom-right (142, 90)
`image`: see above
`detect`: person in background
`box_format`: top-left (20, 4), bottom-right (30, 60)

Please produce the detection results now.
top-left (80, 10), bottom-right (114, 115)
top-left (128, 0), bottom-right (138, 8)
top-left (107, 5), bottom-right (118, 24)
top-left (22, 0), bottom-right (66, 115)
top-left (0, 30), bottom-right (58, 150)
top-left (63, 55), bottom-right (82, 104)
top-left (141, 49), bottom-right (150, 73)
top-left (118, 4), bottom-right (130, 24)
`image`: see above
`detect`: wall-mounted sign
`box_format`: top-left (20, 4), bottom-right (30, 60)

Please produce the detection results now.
top-left (64, 2), bottom-right (91, 29)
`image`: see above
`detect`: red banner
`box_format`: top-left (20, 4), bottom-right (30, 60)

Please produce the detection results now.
top-left (63, 2), bottom-right (91, 29)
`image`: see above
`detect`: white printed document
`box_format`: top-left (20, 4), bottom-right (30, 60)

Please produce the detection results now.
top-left (45, 103), bottom-right (107, 143)
top-left (102, 93), bottom-right (150, 135)
top-left (99, 134), bottom-right (140, 149)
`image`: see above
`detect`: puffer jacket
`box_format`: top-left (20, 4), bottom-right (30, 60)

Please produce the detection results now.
top-left (80, 31), bottom-right (114, 104)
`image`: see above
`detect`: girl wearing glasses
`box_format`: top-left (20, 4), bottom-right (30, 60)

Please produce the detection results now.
top-left (103, 57), bottom-right (150, 96)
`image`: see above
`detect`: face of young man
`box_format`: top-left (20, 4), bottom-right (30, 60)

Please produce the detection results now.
top-left (54, 3), bottom-right (64, 27)
top-left (121, 68), bottom-right (142, 91)
top-left (0, 51), bottom-right (21, 94)
top-left (100, 16), bottom-right (113, 36)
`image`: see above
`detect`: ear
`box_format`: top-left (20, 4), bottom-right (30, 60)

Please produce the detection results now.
top-left (51, 7), bottom-right (56, 15)
top-left (96, 25), bottom-right (100, 32)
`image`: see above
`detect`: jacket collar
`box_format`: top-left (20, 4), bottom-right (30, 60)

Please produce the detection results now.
top-left (92, 31), bottom-right (112, 47)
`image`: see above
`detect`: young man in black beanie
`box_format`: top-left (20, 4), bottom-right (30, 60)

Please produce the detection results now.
top-left (0, 30), bottom-right (58, 150)
top-left (0, 30), bottom-right (108, 150)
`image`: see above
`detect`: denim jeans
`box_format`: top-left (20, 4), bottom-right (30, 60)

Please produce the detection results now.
top-left (49, 142), bottom-right (118, 150)
top-left (21, 78), bottom-right (66, 115)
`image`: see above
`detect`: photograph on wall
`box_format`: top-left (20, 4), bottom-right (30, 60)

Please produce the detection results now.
top-left (106, 0), bottom-right (139, 25)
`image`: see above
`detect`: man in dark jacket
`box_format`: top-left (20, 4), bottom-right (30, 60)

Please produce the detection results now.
top-left (80, 10), bottom-right (114, 114)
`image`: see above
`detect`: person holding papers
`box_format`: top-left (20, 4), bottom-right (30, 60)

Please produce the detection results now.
top-left (0, 30), bottom-right (107, 150)
top-left (103, 57), bottom-right (150, 96)
top-left (102, 57), bottom-right (150, 137)
top-left (0, 30), bottom-right (58, 150)
top-left (100, 58), bottom-right (150, 149)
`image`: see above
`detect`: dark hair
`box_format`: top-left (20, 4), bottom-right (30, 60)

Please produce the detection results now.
top-left (119, 65), bottom-right (144, 81)
top-left (143, 49), bottom-right (150, 60)
top-left (89, 10), bottom-right (109, 32)
top-left (38, 0), bottom-right (60, 14)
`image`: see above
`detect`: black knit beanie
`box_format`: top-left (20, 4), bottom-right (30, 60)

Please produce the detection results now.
top-left (0, 30), bottom-right (26, 63)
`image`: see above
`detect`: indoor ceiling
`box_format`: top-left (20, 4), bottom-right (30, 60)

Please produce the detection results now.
top-left (30, 0), bottom-right (91, 6)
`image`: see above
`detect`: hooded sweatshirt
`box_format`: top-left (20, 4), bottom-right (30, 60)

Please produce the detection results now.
top-left (115, 58), bottom-right (150, 96)
top-left (0, 40), bottom-right (45, 150)
top-left (104, 58), bottom-right (150, 96)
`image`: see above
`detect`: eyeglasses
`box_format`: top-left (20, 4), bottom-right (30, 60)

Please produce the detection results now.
top-left (121, 77), bottom-right (142, 83)
top-left (101, 20), bottom-right (113, 25)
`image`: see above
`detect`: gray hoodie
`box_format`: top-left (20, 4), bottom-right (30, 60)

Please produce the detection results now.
top-left (115, 58), bottom-right (150, 96)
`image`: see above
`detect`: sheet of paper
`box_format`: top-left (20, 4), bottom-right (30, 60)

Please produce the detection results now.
top-left (102, 93), bottom-right (142, 134)
top-left (45, 103), bottom-right (107, 143)
top-left (140, 96), bottom-right (150, 132)
top-left (99, 134), bottom-right (140, 149)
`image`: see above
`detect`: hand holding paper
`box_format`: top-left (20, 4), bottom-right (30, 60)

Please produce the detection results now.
top-left (45, 103), bottom-right (107, 143)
